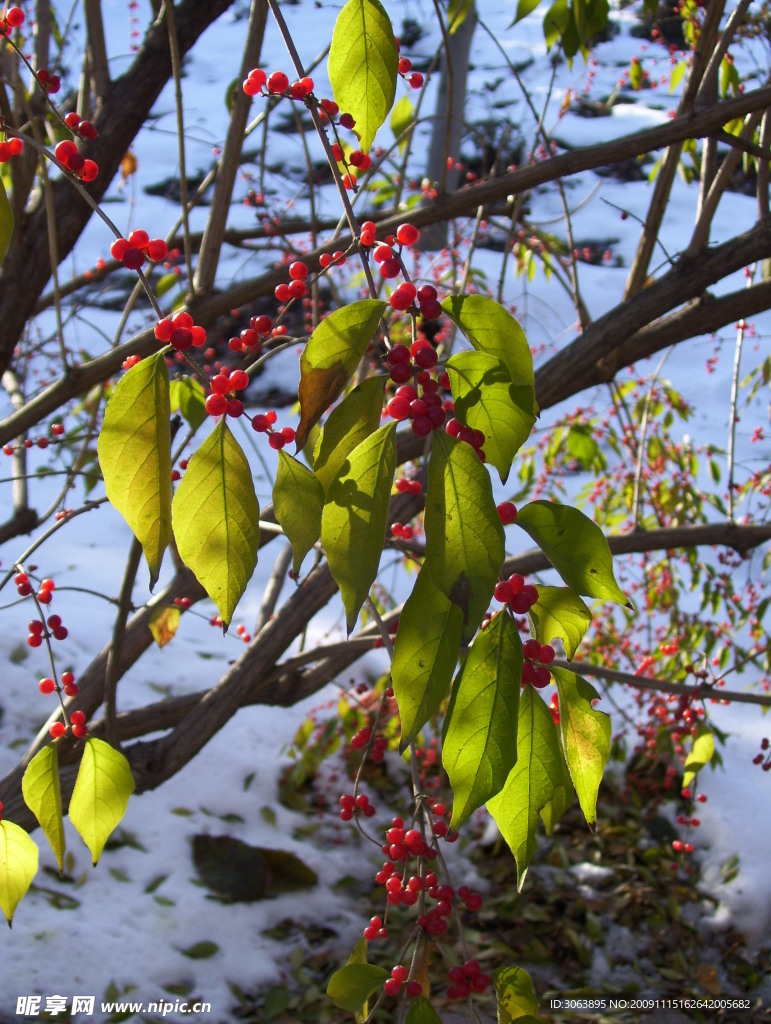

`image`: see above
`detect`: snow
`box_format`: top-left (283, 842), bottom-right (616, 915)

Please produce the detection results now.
top-left (1, 0), bottom-right (770, 1018)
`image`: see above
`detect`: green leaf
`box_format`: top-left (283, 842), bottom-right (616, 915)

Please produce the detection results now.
top-left (97, 353), bottom-right (172, 588)
top-left (511, 0), bottom-right (542, 25)
top-left (551, 667), bottom-right (610, 826)
top-left (273, 451), bottom-right (325, 575)
top-left (21, 745), bottom-right (65, 872)
top-left (148, 605), bottom-right (181, 647)
top-left (392, 567), bottom-right (463, 749)
top-left (443, 611), bottom-right (522, 829)
top-left (390, 95), bottom-right (414, 152)
top-left (154, 271), bottom-right (180, 298)
top-left (683, 726), bottom-right (715, 788)
top-left (169, 377), bottom-right (207, 431)
top-left (180, 940), bottom-right (220, 959)
top-left (297, 299), bottom-right (385, 449)
top-left (172, 420), bottom-right (260, 628)
top-left (448, 0), bottom-right (474, 32)
top-left (406, 997), bottom-right (442, 1024)
top-left (68, 738), bottom-right (135, 866)
top-left (446, 351), bottom-right (535, 482)
top-left (328, 0), bottom-right (398, 154)
top-left (313, 376), bottom-right (386, 494)
top-left (494, 964), bottom-right (539, 1022)
top-left (0, 177), bottom-right (14, 264)
top-left (327, 963), bottom-right (389, 1013)
top-left (540, 752), bottom-right (574, 836)
top-left (0, 820), bottom-right (38, 925)
top-left (321, 422), bottom-right (396, 633)
top-left (441, 294), bottom-right (537, 413)
top-left (543, 0), bottom-right (569, 50)
top-left (424, 431), bottom-right (504, 640)
top-left (487, 687), bottom-right (563, 889)
top-left (528, 585), bottom-right (591, 659)
top-left (516, 501), bottom-right (627, 605)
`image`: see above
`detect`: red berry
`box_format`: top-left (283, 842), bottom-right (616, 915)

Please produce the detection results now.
top-left (266, 70), bottom-right (289, 94)
top-left (497, 501), bottom-right (518, 524)
top-left (49, 721), bottom-right (66, 739)
top-left (39, 677), bottom-right (56, 694)
top-left (383, 978), bottom-right (401, 998)
top-left (205, 393), bottom-right (227, 417)
top-left (6, 7), bottom-right (24, 27)
top-left (396, 223), bottom-right (420, 246)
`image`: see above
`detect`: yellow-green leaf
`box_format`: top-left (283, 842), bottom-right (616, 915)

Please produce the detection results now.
top-left (392, 567), bottom-right (463, 750)
top-left (683, 725), bottom-right (715, 789)
top-left (69, 738), bottom-right (135, 866)
top-left (21, 745), bottom-right (65, 872)
top-left (273, 451), bottom-right (325, 575)
top-left (0, 820), bottom-right (38, 926)
top-left (172, 420), bottom-right (260, 628)
top-left (148, 605), bottom-right (181, 648)
top-left (169, 377), bottom-right (207, 431)
top-left (321, 422), bottom-right (396, 633)
top-left (0, 177), bottom-right (13, 264)
top-left (329, 0), bottom-right (398, 153)
top-left (297, 299), bottom-right (385, 449)
top-left (424, 431), bottom-right (504, 641)
top-left (98, 353), bottom-right (172, 588)
top-left (528, 585), bottom-right (591, 659)
top-left (390, 95), bottom-right (414, 152)
top-left (327, 963), bottom-right (389, 1013)
top-left (313, 376), bottom-right (386, 494)
top-left (551, 666), bottom-right (610, 826)
top-left (493, 964), bottom-right (539, 1022)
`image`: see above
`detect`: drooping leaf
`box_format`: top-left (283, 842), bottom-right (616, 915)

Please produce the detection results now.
top-left (540, 751), bottom-right (574, 836)
top-left (424, 431), bottom-right (504, 640)
top-left (447, 0), bottom-right (474, 32)
top-left (328, 0), bottom-right (398, 153)
top-left (683, 725), bottom-right (715, 789)
top-left (148, 605), bottom-right (181, 648)
top-left (516, 501), bottom-right (627, 605)
top-left (273, 451), bottom-right (325, 575)
top-left (487, 686), bottom-right (563, 889)
top-left (313, 376), bottom-right (386, 494)
top-left (493, 964), bottom-right (539, 1022)
top-left (297, 299), bottom-right (385, 449)
top-left (443, 611), bottom-right (522, 829)
top-left (169, 377), bottom-right (207, 431)
top-left (441, 295), bottom-right (536, 413)
top-left (0, 820), bottom-right (38, 925)
top-left (390, 95), bottom-right (414, 152)
top-left (172, 420), bottom-right (259, 628)
top-left (392, 567), bottom-right (463, 750)
top-left (0, 177), bottom-right (14, 264)
top-left (551, 666), bottom-right (610, 826)
top-left (406, 997), bottom-right (442, 1024)
top-left (327, 963), bottom-right (389, 1013)
top-left (321, 422), bottom-right (396, 633)
top-left (528, 585), bottom-right (591, 659)
top-left (446, 351), bottom-right (535, 481)
top-left (511, 0), bottom-right (542, 26)
top-left (68, 738), bottom-right (135, 866)
top-left (97, 352), bottom-right (172, 588)
top-left (21, 745), bottom-right (65, 872)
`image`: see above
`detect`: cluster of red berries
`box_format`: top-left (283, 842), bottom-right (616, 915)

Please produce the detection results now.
top-left (14, 571), bottom-right (56, 603)
top-left (53, 139), bottom-right (97, 181)
top-left (338, 791), bottom-right (376, 821)
top-left (36, 68), bottom-right (61, 93)
top-left (752, 736), bottom-right (770, 770)
top-left (39, 669), bottom-right (77, 698)
top-left (63, 111), bottom-right (97, 139)
top-left (0, 6), bottom-right (24, 32)
top-left (274, 260), bottom-right (309, 303)
top-left (396, 55), bottom-right (424, 90)
top-left (549, 692), bottom-right (560, 724)
top-left (319, 250), bottom-right (347, 270)
top-left (522, 639), bottom-right (555, 688)
top-left (446, 416), bottom-right (487, 460)
top-left (2, 422), bottom-right (65, 456)
top-left (204, 368), bottom-right (250, 418)
top-left (382, 964), bottom-right (422, 1000)
top-left (154, 311), bottom-right (207, 351)
top-left (446, 959), bottom-right (491, 1001)
top-left (372, 620), bottom-right (399, 651)
top-left (386, 384), bottom-right (446, 437)
top-left (350, 725), bottom-right (388, 762)
top-left (173, 597), bottom-right (192, 610)
top-left (228, 314), bottom-right (272, 353)
top-left (494, 573), bottom-right (539, 614)
top-left (390, 521), bottom-right (415, 541)
top-left (110, 230), bottom-right (168, 270)
top-left (394, 476), bottom-right (422, 496)
top-left (242, 69), bottom-right (314, 100)
top-left (28, 613), bottom-right (68, 647)
top-left (251, 409), bottom-right (296, 449)
top-left (0, 136), bottom-right (23, 162)
top-left (50, 709), bottom-right (87, 741)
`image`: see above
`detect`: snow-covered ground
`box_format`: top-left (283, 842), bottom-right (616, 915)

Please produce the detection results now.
top-left (1, 0), bottom-right (769, 1018)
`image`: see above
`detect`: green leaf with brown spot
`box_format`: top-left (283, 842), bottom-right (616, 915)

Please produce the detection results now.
top-left (148, 605), bottom-right (181, 648)
top-left (424, 431), bottom-right (504, 640)
top-left (297, 299), bottom-right (385, 449)
top-left (551, 666), bottom-right (610, 826)
top-left (22, 745), bottom-right (65, 873)
top-left (98, 353), bottom-right (172, 588)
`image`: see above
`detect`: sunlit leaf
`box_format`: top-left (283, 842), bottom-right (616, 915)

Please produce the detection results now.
top-left (98, 353), bottom-right (172, 588)
top-left (493, 964), bottom-right (539, 1022)
top-left (172, 420), bottom-right (259, 628)
top-left (424, 431), bottom-right (504, 640)
top-left (551, 666), bottom-right (610, 826)
top-left (313, 376), bottom-right (385, 494)
top-left (321, 422), bottom-right (396, 633)
top-left (21, 745), bottom-right (65, 872)
top-left (69, 738), bottom-right (135, 866)
top-left (390, 95), bottom-right (414, 152)
top-left (297, 299), bottom-right (385, 449)
top-left (273, 451), bottom-right (325, 576)
top-left (327, 963), bottom-right (389, 1013)
top-left (329, 0), bottom-right (398, 153)
top-left (516, 501), bottom-right (627, 605)
top-left (443, 610), bottom-right (522, 829)
top-left (683, 725), bottom-right (715, 788)
top-left (392, 567), bottom-right (463, 749)
top-left (447, 0), bottom-right (474, 32)
top-left (528, 586), bottom-right (591, 659)
top-left (148, 605), bottom-right (181, 648)
top-left (169, 377), bottom-right (207, 431)
top-left (0, 820), bottom-right (38, 925)
top-left (0, 177), bottom-right (14, 264)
